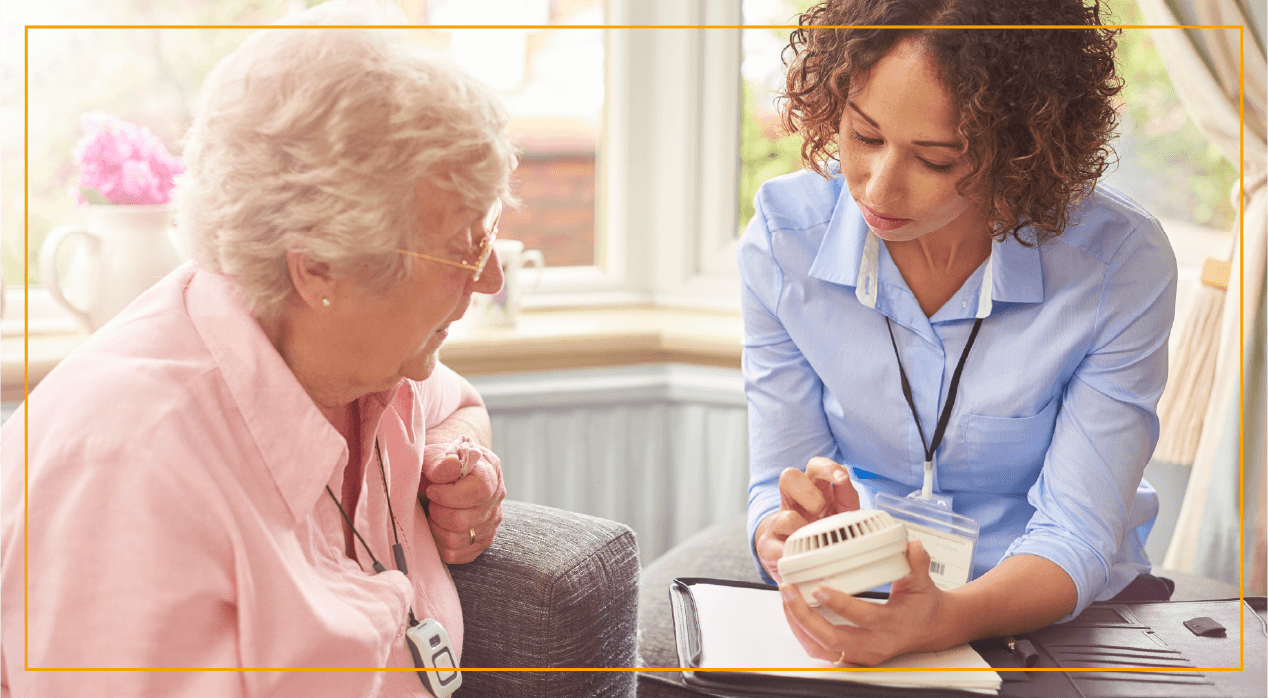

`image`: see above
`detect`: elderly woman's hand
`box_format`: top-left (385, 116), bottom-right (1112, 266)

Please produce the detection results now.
top-left (421, 436), bottom-right (506, 564)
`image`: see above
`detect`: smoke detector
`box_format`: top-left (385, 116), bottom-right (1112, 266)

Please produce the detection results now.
top-left (777, 509), bottom-right (910, 603)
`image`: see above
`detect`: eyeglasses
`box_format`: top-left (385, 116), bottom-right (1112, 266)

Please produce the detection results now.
top-left (396, 199), bottom-right (501, 282)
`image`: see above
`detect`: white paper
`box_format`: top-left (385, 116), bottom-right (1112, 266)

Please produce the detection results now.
top-left (691, 583), bottom-right (1001, 694)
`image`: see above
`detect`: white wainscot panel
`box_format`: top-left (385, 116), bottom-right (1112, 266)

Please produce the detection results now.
top-left (469, 363), bottom-right (749, 564)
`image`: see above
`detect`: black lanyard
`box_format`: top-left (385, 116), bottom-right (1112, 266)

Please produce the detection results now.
top-left (885, 316), bottom-right (983, 466)
top-left (326, 439), bottom-right (414, 615)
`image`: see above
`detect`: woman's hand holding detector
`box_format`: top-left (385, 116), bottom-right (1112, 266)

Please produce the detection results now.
top-left (755, 458), bottom-right (951, 665)
top-left (754, 456), bottom-right (860, 583)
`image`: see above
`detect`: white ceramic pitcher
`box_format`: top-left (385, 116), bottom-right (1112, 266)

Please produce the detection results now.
top-left (473, 239), bottom-right (545, 328)
top-left (39, 204), bottom-right (184, 333)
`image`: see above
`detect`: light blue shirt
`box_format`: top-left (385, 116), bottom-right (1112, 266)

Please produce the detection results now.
top-left (740, 167), bottom-right (1177, 620)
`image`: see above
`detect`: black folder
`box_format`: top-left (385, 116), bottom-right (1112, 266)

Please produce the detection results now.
top-left (669, 578), bottom-right (1267, 698)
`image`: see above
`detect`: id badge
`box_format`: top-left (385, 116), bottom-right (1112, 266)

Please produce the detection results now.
top-left (874, 491), bottom-right (980, 590)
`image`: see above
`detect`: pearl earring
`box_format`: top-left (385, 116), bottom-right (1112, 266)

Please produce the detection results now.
top-left (321, 298), bottom-right (331, 307)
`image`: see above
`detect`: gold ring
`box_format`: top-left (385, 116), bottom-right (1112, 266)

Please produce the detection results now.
top-left (836, 650), bottom-right (846, 665)
top-left (469, 527), bottom-right (476, 545)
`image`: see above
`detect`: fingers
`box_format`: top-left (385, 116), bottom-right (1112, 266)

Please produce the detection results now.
top-left (422, 437), bottom-right (497, 486)
top-left (776, 542), bottom-right (944, 667)
top-left (782, 596), bottom-right (839, 662)
top-left (890, 539), bottom-right (935, 595)
top-left (805, 457), bottom-right (860, 513)
top-left (761, 510), bottom-right (803, 577)
top-left (422, 440), bottom-right (505, 564)
top-left (804, 459), bottom-right (835, 514)
top-left (809, 585), bottom-right (886, 629)
top-left (778, 467), bottom-right (827, 520)
top-left (427, 498), bottom-right (500, 534)
top-left (765, 458), bottom-right (857, 583)
top-left (832, 469), bottom-right (860, 511)
top-left (766, 508), bottom-right (810, 538)
top-left (429, 503), bottom-right (503, 564)
top-left (778, 459), bottom-right (858, 524)
top-left (779, 584), bottom-right (875, 665)
top-left (421, 450), bottom-right (466, 485)
top-left (425, 458), bottom-right (505, 510)
top-left (757, 508), bottom-right (812, 580)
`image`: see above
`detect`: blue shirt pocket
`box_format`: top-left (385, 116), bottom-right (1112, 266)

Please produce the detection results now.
top-left (961, 396), bottom-right (1061, 494)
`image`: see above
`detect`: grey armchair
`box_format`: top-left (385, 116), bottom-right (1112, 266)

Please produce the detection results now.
top-left (450, 500), bottom-right (640, 698)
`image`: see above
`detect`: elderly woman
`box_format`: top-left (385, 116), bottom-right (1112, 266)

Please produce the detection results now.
top-left (0, 4), bottom-right (512, 696)
top-left (744, 0), bottom-right (1177, 666)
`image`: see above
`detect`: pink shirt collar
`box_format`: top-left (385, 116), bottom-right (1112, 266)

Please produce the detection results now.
top-left (183, 265), bottom-right (416, 525)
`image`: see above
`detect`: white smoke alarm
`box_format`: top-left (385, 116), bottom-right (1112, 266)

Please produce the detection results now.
top-left (777, 509), bottom-right (910, 604)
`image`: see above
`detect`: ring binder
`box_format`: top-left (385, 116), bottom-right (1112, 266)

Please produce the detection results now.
top-left (667, 578), bottom-right (1266, 698)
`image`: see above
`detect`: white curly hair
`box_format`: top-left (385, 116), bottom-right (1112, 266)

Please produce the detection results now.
top-left (174, 0), bottom-right (518, 321)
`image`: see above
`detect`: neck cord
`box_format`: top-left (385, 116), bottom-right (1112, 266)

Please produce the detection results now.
top-left (325, 437), bottom-right (417, 623)
top-left (374, 439), bottom-right (410, 577)
top-left (885, 316), bottom-right (983, 499)
top-left (326, 483), bottom-right (386, 573)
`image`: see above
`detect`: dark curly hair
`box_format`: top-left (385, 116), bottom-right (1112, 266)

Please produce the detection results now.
top-left (781, 0), bottom-right (1124, 245)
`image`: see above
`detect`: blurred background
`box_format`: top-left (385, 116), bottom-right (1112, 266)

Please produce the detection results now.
top-left (2, 0), bottom-right (1238, 286)
top-left (4, 0), bottom-right (604, 284)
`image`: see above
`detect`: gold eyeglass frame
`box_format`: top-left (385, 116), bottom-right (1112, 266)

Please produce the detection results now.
top-left (396, 199), bottom-right (501, 282)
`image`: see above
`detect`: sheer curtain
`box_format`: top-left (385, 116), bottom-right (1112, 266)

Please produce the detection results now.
top-left (1135, 0), bottom-right (1267, 592)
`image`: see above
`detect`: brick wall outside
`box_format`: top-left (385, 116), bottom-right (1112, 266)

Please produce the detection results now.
top-left (503, 153), bottom-right (596, 268)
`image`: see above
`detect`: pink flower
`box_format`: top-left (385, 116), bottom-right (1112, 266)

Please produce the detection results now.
top-left (73, 112), bottom-right (181, 205)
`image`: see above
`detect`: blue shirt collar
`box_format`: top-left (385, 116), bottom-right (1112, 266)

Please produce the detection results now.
top-left (807, 188), bottom-right (869, 288)
top-left (989, 231), bottom-right (1044, 305)
top-left (807, 185), bottom-right (1045, 314)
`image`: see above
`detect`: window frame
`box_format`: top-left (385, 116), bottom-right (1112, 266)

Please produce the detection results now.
top-left (522, 0), bottom-right (743, 312)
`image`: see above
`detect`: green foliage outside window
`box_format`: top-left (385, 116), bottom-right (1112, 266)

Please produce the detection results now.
top-left (1110, 1), bottom-right (1238, 231)
top-left (738, 80), bottom-right (805, 237)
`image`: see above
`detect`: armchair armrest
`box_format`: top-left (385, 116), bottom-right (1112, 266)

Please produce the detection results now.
top-left (450, 500), bottom-right (639, 698)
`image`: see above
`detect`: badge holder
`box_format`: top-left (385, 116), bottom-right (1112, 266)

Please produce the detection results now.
top-left (878, 315), bottom-right (985, 590)
top-left (875, 461), bottom-right (980, 590)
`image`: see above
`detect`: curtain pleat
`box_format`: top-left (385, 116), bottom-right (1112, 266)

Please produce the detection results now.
top-left (1136, 0), bottom-right (1266, 592)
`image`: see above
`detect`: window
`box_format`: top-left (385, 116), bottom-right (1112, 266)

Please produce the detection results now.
top-left (739, 0), bottom-right (815, 236)
top-left (415, 0), bottom-right (604, 269)
top-left (1101, 2), bottom-right (1239, 304)
top-left (4, 1), bottom-right (298, 335)
top-left (5, 0), bottom-right (755, 332)
top-left (578, 0), bottom-right (743, 310)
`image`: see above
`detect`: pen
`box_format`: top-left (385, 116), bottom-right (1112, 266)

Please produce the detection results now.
top-left (1005, 635), bottom-right (1040, 668)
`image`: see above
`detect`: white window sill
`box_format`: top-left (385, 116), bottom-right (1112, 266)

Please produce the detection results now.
top-left (441, 306), bottom-right (743, 376)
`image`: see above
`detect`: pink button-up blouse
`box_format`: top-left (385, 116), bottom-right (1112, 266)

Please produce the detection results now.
top-left (1, 264), bottom-right (470, 697)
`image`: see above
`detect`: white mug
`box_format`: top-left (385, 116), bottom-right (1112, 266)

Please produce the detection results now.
top-left (473, 239), bottom-right (544, 328)
top-left (39, 204), bottom-right (184, 333)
